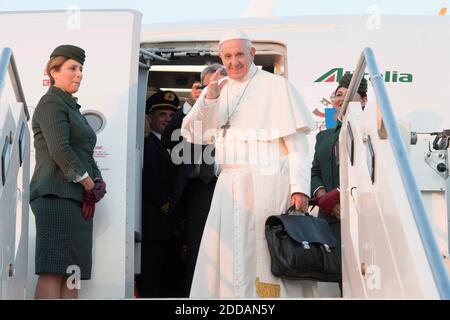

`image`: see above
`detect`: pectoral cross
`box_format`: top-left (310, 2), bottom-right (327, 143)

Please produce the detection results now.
top-left (221, 122), bottom-right (230, 137)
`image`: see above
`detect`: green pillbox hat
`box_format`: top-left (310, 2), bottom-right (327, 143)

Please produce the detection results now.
top-left (338, 72), bottom-right (368, 94)
top-left (50, 45), bottom-right (86, 65)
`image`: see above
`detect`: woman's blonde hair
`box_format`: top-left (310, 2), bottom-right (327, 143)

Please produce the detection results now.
top-left (46, 56), bottom-right (69, 85)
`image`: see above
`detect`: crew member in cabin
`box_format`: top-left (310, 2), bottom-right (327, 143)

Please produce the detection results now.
top-left (30, 45), bottom-right (107, 299)
top-left (137, 90), bottom-right (186, 297)
top-left (181, 29), bottom-right (317, 298)
top-left (161, 63), bottom-right (226, 294)
top-left (311, 73), bottom-right (368, 295)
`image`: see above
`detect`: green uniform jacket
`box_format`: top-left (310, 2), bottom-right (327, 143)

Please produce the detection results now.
top-left (311, 123), bottom-right (341, 224)
top-left (30, 86), bottom-right (101, 203)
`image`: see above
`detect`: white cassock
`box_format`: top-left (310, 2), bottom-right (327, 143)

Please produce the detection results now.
top-left (181, 63), bottom-right (317, 298)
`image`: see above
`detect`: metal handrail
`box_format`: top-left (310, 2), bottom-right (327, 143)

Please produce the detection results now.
top-left (0, 47), bottom-right (29, 121)
top-left (341, 47), bottom-right (450, 299)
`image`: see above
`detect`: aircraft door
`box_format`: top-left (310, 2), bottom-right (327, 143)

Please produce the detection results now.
top-left (133, 50), bottom-right (152, 276)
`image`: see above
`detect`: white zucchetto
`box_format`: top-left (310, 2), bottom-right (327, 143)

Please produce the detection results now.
top-left (219, 29), bottom-right (251, 46)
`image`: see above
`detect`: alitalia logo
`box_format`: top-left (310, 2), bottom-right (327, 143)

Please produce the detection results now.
top-left (314, 68), bottom-right (413, 83)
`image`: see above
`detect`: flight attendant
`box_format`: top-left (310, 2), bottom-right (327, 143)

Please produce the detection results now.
top-left (30, 45), bottom-right (106, 299)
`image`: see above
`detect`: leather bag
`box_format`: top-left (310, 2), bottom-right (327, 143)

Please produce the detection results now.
top-left (265, 206), bottom-right (341, 282)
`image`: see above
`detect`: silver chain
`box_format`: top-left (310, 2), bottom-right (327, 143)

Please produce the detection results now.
top-left (225, 68), bottom-right (259, 127)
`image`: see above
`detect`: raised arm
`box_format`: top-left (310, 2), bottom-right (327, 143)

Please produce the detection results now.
top-left (181, 69), bottom-right (228, 145)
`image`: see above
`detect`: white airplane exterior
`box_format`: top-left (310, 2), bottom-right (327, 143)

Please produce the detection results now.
top-left (0, 9), bottom-right (449, 299)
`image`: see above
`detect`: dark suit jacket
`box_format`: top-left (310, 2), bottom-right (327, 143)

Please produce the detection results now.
top-left (30, 86), bottom-right (101, 203)
top-left (142, 132), bottom-right (176, 241)
top-left (311, 123), bottom-right (341, 224)
top-left (161, 108), bottom-right (216, 223)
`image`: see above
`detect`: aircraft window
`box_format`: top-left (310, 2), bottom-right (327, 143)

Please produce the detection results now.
top-left (83, 111), bottom-right (106, 134)
top-left (366, 135), bottom-right (375, 184)
top-left (346, 122), bottom-right (354, 166)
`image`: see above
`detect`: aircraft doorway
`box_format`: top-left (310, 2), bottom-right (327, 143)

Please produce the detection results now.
top-left (136, 41), bottom-right (287, 298)
top-left (142, 41), bottom-right (287, 105)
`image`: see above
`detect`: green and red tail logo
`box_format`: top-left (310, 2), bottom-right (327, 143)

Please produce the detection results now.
top-left (314, 68), bottom-right (413, 83)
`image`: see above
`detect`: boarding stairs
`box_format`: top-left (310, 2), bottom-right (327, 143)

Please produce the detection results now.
top-left (0, 47), bottom-right (30, 299)
top-left (339, 48), bottom-right (450, 299)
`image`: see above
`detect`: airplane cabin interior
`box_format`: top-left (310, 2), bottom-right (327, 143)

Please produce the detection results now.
top-left (141, 41), bottom-right (287, 105)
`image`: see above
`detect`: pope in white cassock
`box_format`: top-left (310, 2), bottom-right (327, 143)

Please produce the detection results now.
top-left (181, 29), bottom-right (318, 298)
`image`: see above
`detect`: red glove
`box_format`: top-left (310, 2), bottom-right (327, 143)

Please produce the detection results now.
top-left (92, 178), bottom-right (107, 202)
top-left (82, 189), bottom-right (96, 221)
top-left (317, 188), bottom-right (340, 215)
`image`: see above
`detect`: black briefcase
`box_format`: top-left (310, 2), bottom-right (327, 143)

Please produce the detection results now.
top-left (265, 206), bottom-right (341, 282)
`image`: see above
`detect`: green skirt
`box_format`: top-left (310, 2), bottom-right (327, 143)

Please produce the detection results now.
top-left (30, 196), bottom-right (93, 280)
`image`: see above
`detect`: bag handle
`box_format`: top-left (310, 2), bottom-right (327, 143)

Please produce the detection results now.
top-left (285, 205), bottom-right (310, 216)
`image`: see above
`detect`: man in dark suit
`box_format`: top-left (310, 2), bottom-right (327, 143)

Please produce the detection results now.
top-left (161, 64), bottom-right (226, 293)
top-left (137, 90), bottom-right (186, 297)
